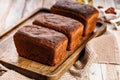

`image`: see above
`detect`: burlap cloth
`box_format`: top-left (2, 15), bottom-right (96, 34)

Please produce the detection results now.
top-left (87, 30), bottom-right (120, 64)
top-left (1, 27), bottom-right (120, 80)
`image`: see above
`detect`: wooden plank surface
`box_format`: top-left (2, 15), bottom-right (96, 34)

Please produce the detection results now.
top-left (43, 0), bottom-right (57, 9)
top-left (0, 0), bottom-right (13, 34)
top-left (0, 0), bottom-right (43, 37)
top-left (89, 63), bottom-right (103, 80)
top-left (22, 0), bottom-right (43, 17)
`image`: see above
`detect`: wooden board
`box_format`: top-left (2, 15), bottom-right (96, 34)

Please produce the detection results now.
top-left (0, 8), bottom-right (106, 80)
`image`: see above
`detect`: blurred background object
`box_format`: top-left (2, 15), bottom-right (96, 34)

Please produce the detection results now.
top-left (76, 0), bottom-right (93, 5)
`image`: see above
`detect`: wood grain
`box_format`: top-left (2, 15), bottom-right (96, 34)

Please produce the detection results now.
top-left (0, 0), bottom-right (12, 33)
top-left (4, 0), bottom-right (26, 29)
top-left (116, 65), bottom-right (120, 80)
top-left (43, 0), bottom-right (57, 9)
top-left (0, 0), bottom-right (26, 36)
top-left (89, 63), bottom-right (103, 80)
top-left (23, 0), bottom-right (43, 17)
top-left (0, 0), bottom-right (43, 37)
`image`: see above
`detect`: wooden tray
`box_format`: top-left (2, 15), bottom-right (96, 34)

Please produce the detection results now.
top-left (0, 8), bottom-right (106, 80)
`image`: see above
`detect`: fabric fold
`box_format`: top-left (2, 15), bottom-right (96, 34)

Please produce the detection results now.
top-left (86, 31), bottom-right (120, 64)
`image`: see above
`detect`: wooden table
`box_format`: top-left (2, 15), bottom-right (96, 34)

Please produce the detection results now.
top-left (0, 0), bottom-right (120, 80)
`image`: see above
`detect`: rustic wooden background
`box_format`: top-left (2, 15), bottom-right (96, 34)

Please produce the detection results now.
top-left (0, 0), bottom-right (120, 80)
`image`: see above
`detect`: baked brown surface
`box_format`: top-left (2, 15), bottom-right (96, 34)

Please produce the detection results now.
top-left (14, 25), bottom-right (68, 66)
top-left (33, 13), bottom-right (84, 51)
top-left (51, 0), bottom-right (99, 36)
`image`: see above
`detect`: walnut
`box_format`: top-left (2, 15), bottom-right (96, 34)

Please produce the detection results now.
top-left (105, 7), bottom-right (116, 14)
top-left (97, 6), bottom-right (103, 9)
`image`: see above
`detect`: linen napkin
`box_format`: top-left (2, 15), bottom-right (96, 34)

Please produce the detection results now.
top-left (86, 30), bottom-right (120, 64)
top-left (0, 64), bottom-right (34, 80)
top-left (59, 47), bottom-right (97, 80)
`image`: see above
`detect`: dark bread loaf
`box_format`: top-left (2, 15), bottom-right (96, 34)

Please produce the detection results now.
top-left (14, 25), bottom-right (68, 66)
top-left (51, 0), bottom-right (99, 36)
top-left (33, 13), bottom-right (84, 51)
